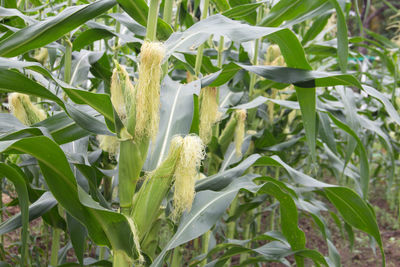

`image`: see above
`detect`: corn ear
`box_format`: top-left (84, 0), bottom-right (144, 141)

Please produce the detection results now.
top-left (199, 87), bottom-right (221, 144)
top-left (234, 109), bottom-right (246, 157)
top-left (110, 62), bottom-right (136, 135)
top-left (34, 48), bottom-right (48, 65)
top-left (134, 41), bottom-right (165, 141)
top-left (218, 114), bottom-right (238, 154)
top-left (131, 136), bottom-right (183, 240)
top-left (265, 44), bottom-right (281, 65)
top-left (110, 68), bottom-right (127, 121)
top-left (172, 135), bottom-right (205, 219)
top-left (97, 135), bottom-right (120, 156)
top-left (8, 93), bottom-right (46, 126)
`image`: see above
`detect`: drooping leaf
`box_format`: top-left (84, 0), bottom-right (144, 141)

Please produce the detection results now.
top-left (324, 187), bottom-right (385, 265)
top-left (0, 0), bottom-right (117, 57)
top-left (0, 136), bottom-right (139, 260)
top-left (259, 0), bottom-right (329, 27)
top-left (328, 0), bottom-right (348, 72)
top-left (152, 177), bottom-right (259, 266)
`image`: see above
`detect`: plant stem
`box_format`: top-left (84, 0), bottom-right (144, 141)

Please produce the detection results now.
top-left (256, 205), bottom-right (262, 233)
top-left (163, 0), bottom-right (174, 24)
top-left (50, 228), bottom-right (61, 267)
top-left (217, 36), bottom-right (224, 68)
top-left (247, 6), bottom-right (263, 131)
top-left (194, 45), bottom-right (205, 78)
top-left (225, 195), bottom-right (239, 266)
top-left (200, 231), bottom-right (210, 266)
top-left (113, 4), bottom-right (121, 59)
top-left (99, 246), bottom-right (106, 260)
top-left (269, 167), bottom-right (280, 230)
top-left (64, 39), bottom-right (72, 85)
top-left (103, 176), bottom-right (112, 202)
top-left (162, 0), bottom-right (174, 75)
top-left (119, 139), bottom-right (149, 216)
top-left (113, 250), bottom-right (133, 267)
top-left (194, 237), bottom-right (199, 253)
top-left (171, 246), bottom-right (182, 267)
top-left (239, 222), bottom-right (251, 263)
top-left (194, 0), bottom-right (210, 77)
top-left (248, 39), bottom-right (259, 98)
top-left (200, 0), bottom-right (210, 20)
top-left (174, 0), bottom-right (182, 30)
top-left (146, 0), bottom-right (161, 41)
top-left (227, 195), bottom-right (238, 240)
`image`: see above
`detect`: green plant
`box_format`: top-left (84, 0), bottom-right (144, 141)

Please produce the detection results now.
top-left (0, 0), bottom-right (398, 266)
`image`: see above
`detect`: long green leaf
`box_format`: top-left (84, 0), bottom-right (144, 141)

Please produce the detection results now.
top-left (0, 136), bottom-right (139, 259)
top-left (152, 177), bottom-right (258, 266)
top-left (0, 58), bottom-right (116, 133)
top-left (0, 0), bottom-right (117, 57)
top-left (325, 187), bottom-right (385, 266)
top-left (259, 182), bottom-right (306, 266)
top-left (259, 0), bottom-right (328, 27)
top-left (268, 29), bottom-right (316, 161)
top-left (328, 113), bottom-right (369, 198)
top-left (0, 192), bottom-right (58, 235)
top-left (328, 0), bottom-right (348, 72)
top-left (211, 0), bottom-right (231, 11)
top-left (222, 3), bottom-right (261, 19)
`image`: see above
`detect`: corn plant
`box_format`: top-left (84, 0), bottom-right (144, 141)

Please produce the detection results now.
top-left (0, 0), bottom-right (398, 266)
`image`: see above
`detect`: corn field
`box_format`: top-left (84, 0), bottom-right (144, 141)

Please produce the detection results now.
top-left (0, 0), bottom-right (399, 266)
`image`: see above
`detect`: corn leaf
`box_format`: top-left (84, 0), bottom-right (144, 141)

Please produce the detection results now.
top-left (0, 0), bottom-right (117, 57)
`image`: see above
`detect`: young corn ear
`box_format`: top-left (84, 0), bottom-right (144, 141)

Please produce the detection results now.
top-left (173, 135), bottom-right (205, 219)
top-left (199, 87), bottom-right (221, 144)
top-left (134, 41), bottom-right (166, 141)
top-left (110, 62), bottom-right (136, 134)
top-left (234, 109), bottom-right (246, 157)
top-left (131, 136), bottom-right (184, 240)
top-left (110, 68), bottom-right (127, 121)
top-left (265, 45), bottom-right (285, 67)
top-left (218, 114), bottom-right (238, 154)
top-left (8, 93), bottom-right (46, 126)
top-left (97, 135), bottom-right (120, 156)
top-left (265, 44), bottom-right (281, 65)
top-left (34, 48), bottom-right (48, 65)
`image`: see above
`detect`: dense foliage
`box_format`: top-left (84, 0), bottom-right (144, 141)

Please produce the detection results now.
top-left (0, 0), bottom-right (399, 266)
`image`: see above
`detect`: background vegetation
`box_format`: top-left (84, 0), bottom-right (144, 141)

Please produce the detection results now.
top-left (0, 0), bottom-right (399, 266)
